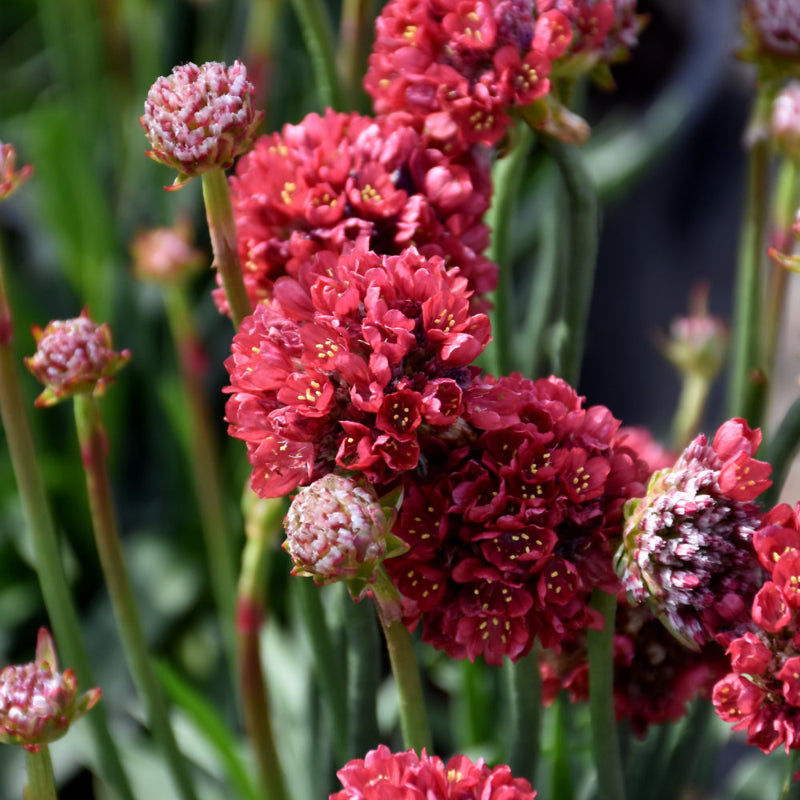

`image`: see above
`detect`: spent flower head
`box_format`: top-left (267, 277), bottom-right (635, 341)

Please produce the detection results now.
top-left (615, 418), bottom-right (771, 650)
top-left (0, 629), bottom-right (101, 752)
top-left (283, 474), bottom-right (406, 598)
top-left (141, 60), bottom-right (264, 189)
top-left (0, 142), bottom-right (32, 202)
top-left (25, 309), bottom-right (131, 407)
top-left (331, 744), bottom-right (537, 800)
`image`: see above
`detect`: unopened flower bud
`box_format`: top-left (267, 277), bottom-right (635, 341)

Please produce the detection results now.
top-left (131, 219), bottom-right (206, 285)
top-left (0, 142), bottom-right (32, 202)
top-left (0, 629), bottom-right (101, 752)
top-left (740, 0), bottom-right (800, 80)
top-left (25, 309), bottom-right (131, 407)
top-left (283, 474), bottom-right (406, 598)
top-left (141, 60), bottom-right (265, 190)
top-left (772, 81), bottom-right (800, 160)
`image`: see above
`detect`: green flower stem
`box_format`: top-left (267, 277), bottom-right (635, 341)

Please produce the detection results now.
top-left (543, 136), bottom-right (599, 388)
top-left (345, 593), bottom-right (380, 760)
top-left (760, 393), bottom-right (800, 508)
top-left (551, 695), bottom-right (575, 800)
top-left (0, 258), bottom-right (135, 800)
top-left (24, 745), bottom-right (57, 800)
top-left (292, 579), bottom-right (349, 762)
top-left (587, 589), bottom-right (625, 800)
top-left (486, 123), bottom-right (534, 376)
top-left (72, 394), bottom-right (198, 800)
top-left (783, 750), bottom-right (800, 799)
top-left (502, 646), bottom-right (541, 785)
top-left (671, 372), bottom-right (712, 452)
top-left (288, 0), bottom-right (345, 110)
top-left (237, 494), bottom-right (289, 800)
top-left (728, 96), bottom-right (771, 424)
top-left (337, 0), bottom-right (374, 109)
top-left (163, 284), bottom-right (238, 686)
top-left (371, 566), bottom-right (432, 754)
top-left (201, 168), bottom-right (251, 330)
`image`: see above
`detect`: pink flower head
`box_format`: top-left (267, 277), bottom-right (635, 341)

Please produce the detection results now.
top-left (541, 597), bottom-right (730, 737)
top-left (283, 474), bottom-right (406, 597)
top-left (25, 309), bottom-right (131, 408)
top-left (772, 81), bottom-right (800, 160)
top-left (364, 0), bottom-right (642, 146)
top-left (0, 142), bottom-right (32, 202)
top-left (712, 503), bottom-right (800, 754)
top-left (222, 109), bottom-right (495, 313)
top-left (383, 373), bottom-right (650, 665)
top-left (615, 418), bottom-right (771, 651)
top-left (224, 247), bottom-right (491, 497)
top-left (331, 744), bottom-right (537, 800)
top-left (0, 629), bottom-right (101, 752)
top-left (740, 0), bottom-right (800, 80)
top-left (130, 219), bottom-right (206, 285)
top-left (141, 60), bottom-right (265, 189)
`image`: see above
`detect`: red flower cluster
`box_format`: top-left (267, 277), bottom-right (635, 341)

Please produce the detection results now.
top-left (222, 109), bottom-right (495, 314)
top-left (615, 419), bottom-right (771, 650)
top-left (541, 598), bottom-right (729, 737)
top-left (331, 744), bottom-right (537, 800)
top-left (384, 373), bottom-right (650, 665)
top-left (364, 0), bottom-right (641, 146)
top-left (224, 247), bottom-right (491, 498)
top-left (713, 503), bottom-right (800, 755)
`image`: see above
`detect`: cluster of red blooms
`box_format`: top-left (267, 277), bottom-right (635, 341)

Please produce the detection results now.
top-left (541, 598), bottom-right (729, 737)
top-left (224, 247), bottom-right (491, 498)
top-left (713, 503), bottom-right (800, 754)
top-left (222, 109), bottom-right (495, 314)
top-left (364, 0), bottom-right (641, 146)
top-left (331, 745), bottom-right (536, 800)
top-left (383, 374), bottom-right (650, 664)
top-left (615, 419), bottom-right (771, 650)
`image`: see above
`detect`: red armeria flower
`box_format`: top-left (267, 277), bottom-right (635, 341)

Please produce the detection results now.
top-left (615, 419), bottom-right (771, 651)
top-left (364, 0), bottom-right (642, 147)
top-left (224, 247), bottom-right (491, 498)
top-left (221, 109), bottom-right (495, 314)
top-left (383, 373), bottom-right (650, 665)
top-left (331, 744), bottom-right (537, 800)
top-left (712, 503), bottom-right (800, 755)
top-left (541, 597), bottom-right (730, 737)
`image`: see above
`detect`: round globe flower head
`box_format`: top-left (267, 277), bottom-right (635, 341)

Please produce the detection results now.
top-left (141, 60), bottom-right (265, 190)
top-left (222, 108), bottom-right (496, 314)
top-left (224, 246), bottom-right (491, 498)
top-left (331, 744), bottom-right (537, 800)
top-left (130, 219), bottom-right (206, 286)
top-left (24, 309), bottom-right (131, 407)
top-left (615, 418), bottom-right (772, 651)
top-left (740, 0), bottom-right (800, 81)
top-left (0, 142), bottom-right (32, 202)
top-left (283, 474), bottom-right (407, 599)
top-left (713, 502), bottom-right (800, 755)
top-left (772, 81), bottom-right (800, 161)
top-left (383, 373), bottom-right (651, 665)
top-left (0, 629), bottom-right (101, 753)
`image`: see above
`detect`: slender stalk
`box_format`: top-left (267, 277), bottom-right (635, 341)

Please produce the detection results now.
top-left (782, 750), bottom-right (800, 800)
top-left (24, 745), bottom-right (57, 800)
top-left (0, 257), bottom-right (135, 800)
top-left (201, 168), bottom-right (251, 329)
top-left (486, 123), bottom-right (534, 376)
top-left (337, 0), bottom-right (375, 109)
top-left (550, 695), bottom-right (575, 800)
top-left (760, 393), bottom-right (800, 508)
top-left (728, 96), bottom-right (772, 424)
top-left (371, 566), bottom-right (432, 754)
top-left (543, 137), bottom-right (599, 388)
top-left (163, 284), bottom-right (238, 687)
top-left (670, 372), bottom-right (711, 452)
top-left (237, 494), bottom-right (290, 800)
top-left (502, 646), bottom-right (542, 785)
top-left (587, 589), bottom-right (625, 800)
top-left (72, 394), bottom-right (198, 800)
top-left (287, 0), bottom-right (345, 110)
